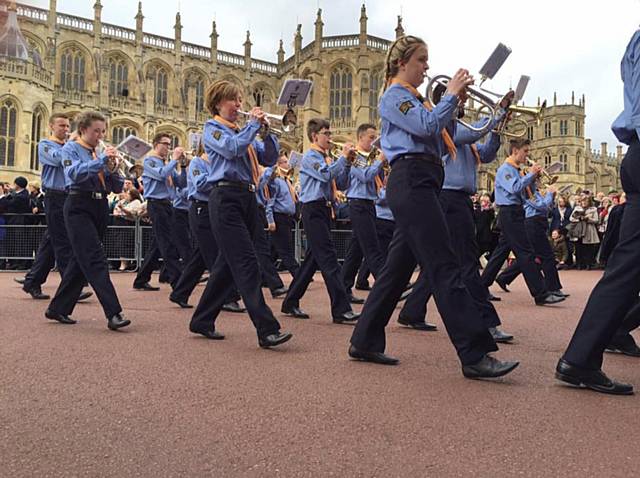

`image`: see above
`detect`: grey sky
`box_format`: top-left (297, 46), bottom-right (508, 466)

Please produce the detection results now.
top-left (25, 0), bottom-right (640, 151)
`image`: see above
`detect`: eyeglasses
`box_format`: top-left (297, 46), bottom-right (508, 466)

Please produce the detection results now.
top-left (319, 131), bottom-right (332, 137)
top-left (158, 142), bottom-right (171, 146)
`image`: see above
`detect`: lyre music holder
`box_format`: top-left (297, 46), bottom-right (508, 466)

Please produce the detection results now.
top-left (277, 79), bottom-right (313, 109)
top-left (478, 43), bottom-right (512, 86)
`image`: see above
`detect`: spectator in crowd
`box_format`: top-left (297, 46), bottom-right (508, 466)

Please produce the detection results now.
top-left (0, 177), bottom-right (32, 270)
top-left (550, 229), bottom-right (569, 269)
top-left (475, 193), bottom-right (498, 262)
top-left (597, 197), bottom-right (612, 240)
top-left (568, 196), bottom-right (600, 270)
top-left (598, 194), bottom-right (627, 265)
top-left (550, 195), bottom-right (573, 266)
top-left (112, 187), bottom-right (144, 271)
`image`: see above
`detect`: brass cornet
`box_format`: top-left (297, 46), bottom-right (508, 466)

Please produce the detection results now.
top-left (238, 108), bottom-right (297, 136)
top-left (526, 158), bottom-right (558, 186)
top-left (99, 140), bottom-right (134, 178)
top-left (328, 140), bottom-right (358, 164)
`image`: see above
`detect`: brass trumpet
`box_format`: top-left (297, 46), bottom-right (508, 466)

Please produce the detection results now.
top-left (99, 140), bottom-right (134, 178)
top-left (328, 140), bottom-right (358, 163)
top-left (526, 158), bottom-right (558, 186)
top-left (238, 108), bottom-right (297, 136)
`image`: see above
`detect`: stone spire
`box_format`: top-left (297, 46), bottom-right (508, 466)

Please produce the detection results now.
top-left (135, 2), bottom-right (144, 43)
top-left (294, 23), bottom-right (302, 57)
top-left (360, 4), bottom-right (367, 35)
top-left (277, 38), bottom-right (285, 65)
top-left (314, 8), bottom-right (323, 42)
top-left (174, 11), bottom-right (182, 41)
top-left (395, 15), bottom-right (404, 39)
top-left (210, 20), bottom-right (218, 72)
top-left (244, 30), bottom-right (252, 70)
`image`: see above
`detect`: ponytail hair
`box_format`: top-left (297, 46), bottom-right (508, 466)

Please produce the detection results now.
top-left (383, 35), bottom-right (427, 91)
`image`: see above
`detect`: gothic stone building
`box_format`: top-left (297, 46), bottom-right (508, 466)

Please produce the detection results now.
top-left (0, 1), bottom-right (623, 195)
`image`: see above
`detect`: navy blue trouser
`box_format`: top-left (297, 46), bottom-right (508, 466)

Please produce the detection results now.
top-left (134, 200), bottom-right (182, 288)
top-left (171, 201), bottom-right (239, 304)
top-left (271, 212), bottom-right (299, 277)
top-left (497, 216), bottom-right (562, 292)
top-left (399, 190), bottom-right (501, 329)
top-left (49, 195), bottom-right (121, 318)
top-left (282, 201), bottom-right (352, 317)
top-left (341, 199), bottom-right (385, 293)
top-left (480, 232), bottom-right (510, 288)
top-left (350, 158), bottom-right (497, 365)
top-left (23, 230), bottom-right (55, 291)
top-left (172, 207), bottom-right (193, 263)
top-left (355, 218), bottom-right (395, 288)
top-left (255, 206), bottom-right (285, 293)
top-left (190, 186), bottom-right (281, 338)
top-left (563, 136), bottom-right (640, 369)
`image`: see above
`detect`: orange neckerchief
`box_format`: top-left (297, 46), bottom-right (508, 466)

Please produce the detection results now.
top-left (77, 137), bottom-right (106, 189)
top-left (48, 136), bottom-right (65, 145)
top-left (470, 144), bottom-right (481, 166)
top-left (505, 157), bottom-right (533, 199)
top-left (310, 143), bottom-right (337, 218)
top-left (214, 115), bottom-right (260, 187)
top-left (390, 78), bottom-right (457, 159)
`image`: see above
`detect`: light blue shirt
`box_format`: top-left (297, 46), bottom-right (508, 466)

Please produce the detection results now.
top-left (298, 149), bottom-right (348, 204)
top-left (173, 185), bottom-right (190, 210)
top-left (62, 140), bottom-right (123, 194)
top-left (523, 182), bottom-right (554, 218)
top-left (38, 138), bottom-right (67, 192)
top-left (442, 116), bottom-right (503, 194)
top-left (379, 83), bottom-right (458, 164)
top-left (345, 155), bottom-right (384, 201)
top-left (187, 156), bottom-right (212, 202)
top-left (612, 29), bottom-right (640, 144)
top-left (141, 155), bottom-right (185, 200)
top-left (494, 161), bottom-right (537, 206)
top-left (260, 167), bottom-right (297, 224)
top-left (203, 118), bottom-right (279, 185)
top-left (375, 186), bottom-right (394, 221)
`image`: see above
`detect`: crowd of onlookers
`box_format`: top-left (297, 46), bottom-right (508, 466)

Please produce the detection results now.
top-left (472, 189), bottom-right (626, 272)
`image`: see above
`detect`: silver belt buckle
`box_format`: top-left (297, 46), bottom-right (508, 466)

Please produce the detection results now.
top-left (249, 184), bottom-right (256, 193)
top-left (325, 201), bottom-right (332, 208)
top-left (93, 192), bottom-right (103, 199)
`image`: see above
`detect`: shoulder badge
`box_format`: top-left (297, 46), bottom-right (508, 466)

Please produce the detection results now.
top-left (399, 100), bottom-right (415, 115)
top-left (313, 162), bottom-right (320, 171)
top-left (213, 130), bottom-right (222, 141)
top-left (149, 160), bottom-right (156, 168)
top-left (193, 169), bottom-right (200, 176)
top-left (63, 159), bottom-right (72, 167)
top-left (43, 146), bottom-right (49, 154)
top-left (505, 173), bottom-right (512, 181)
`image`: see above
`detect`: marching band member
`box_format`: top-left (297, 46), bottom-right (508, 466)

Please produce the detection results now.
top-left (340, 123), bottom-right (385, 304)
top-left (20, 114), bottom-right (93, 303)
top-left (132, 134), bottom-right (186, 291)
top-left (261, 151), bottom-right (300, 278)
top-left (45, 111), bottom-right (129, 330)
top-left (280, 118), bottom-right (360, 324)
top-left (483, 139), bottom-right (564, 305)
top-left (556, 28), bottom-right (640, 395)
top-left (171, 162), bottom-right (194, 264)
top-left (169, 142), bottom-right (244, 312)
top-left (188, 80), bottom-right (292, 348)
top-left (495, 182), bottom-right (568, 298)
top-left (348, 35), bottom-right (519, 379)
top-left (397, 86), bottom-right (514, 342)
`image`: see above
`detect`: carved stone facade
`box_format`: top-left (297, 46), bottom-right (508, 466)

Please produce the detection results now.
top-left (0, 1), bottom-right (623, 195)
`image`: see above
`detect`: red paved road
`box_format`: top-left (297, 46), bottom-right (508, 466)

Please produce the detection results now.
top-left (1, 270), bottom-right (638, 477)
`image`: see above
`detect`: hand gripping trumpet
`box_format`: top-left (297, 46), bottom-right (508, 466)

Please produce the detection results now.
top-left (238, 108), bottom-right (297, 137)
top-left (99, 140), bottom-right (134, 178)
top-left (526, 157), bottom-right (558, 186)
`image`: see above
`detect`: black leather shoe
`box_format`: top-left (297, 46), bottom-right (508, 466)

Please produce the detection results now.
top-left (281, 305), bottom-right (310, 319)
top-left (27, 287), bottom-right (50, 300)
top-left (45, 309), bottom-right (77, 325)
top-left (333, 311), bottom-right (360, 324)
top-left (355, 282), bottom-right (371, 291)
top-left (555, 358), bottom-right (634, 395)
top-left (550, 289), bottom-right (570, 298)
top-left (489, 327), bottom-right (514, 343)
top-left (487, 293), bottom-right (501, 302)
top-left (462, 355), bottom-right (519, 379)
top-left (271, 287), bottom-right (288, 299)
top-left (107, 313), bottom-right (131, 330)
top-left (259, 331), bottom-right (293, 348)
top-left (348, 293), bottom-right (365, 304)
top-left (496, 277), bottom-right (510, 292)
top-left (77, 290), bottom-right (93, 302)
top-left (13, 277), bottom-right (25, 285)
top-left (190, 327), bottom-right (225, 340)
top-left (397, 315), bottom-right (437, 331)
top-left (170, 295), bottom-right (193, 309)
top-left (222, 301), bottom-right (246, 313)
top-left (535, 293), bottom-right (565, 306)
top-left (605, 336), bottom-right (640, 357)
top-left (133, 282), bottom-right (160, 291)
top-left (348, 345), bottom-right (399, 365)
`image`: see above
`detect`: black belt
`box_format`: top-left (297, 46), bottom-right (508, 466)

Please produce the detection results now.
top-left (348, 198), bottom-right (374, 204)
top-left (304, 199), bottom-right (333, 208)
top-left (68, 190), bottom-right (106, 200)
top-left (148, 198), bottom-right (172, 205)
top-left (214, 180), bottom-right (256, 193)
top-left (192, 199), bottom-right (208, 206)
top-left (45, 189), bottom-right (67, 197)
top-left (396, 153), bottom-right (442, 167)
top-left (498, 205), bottom-right (523, 210)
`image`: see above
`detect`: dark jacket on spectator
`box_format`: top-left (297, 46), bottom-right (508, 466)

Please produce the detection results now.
top-left (550, 204), bottom-right (573, 234)
top-left (0, 189), bottom-right (31, 225)
top-left (550, 236), bottom-right (568, 263)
